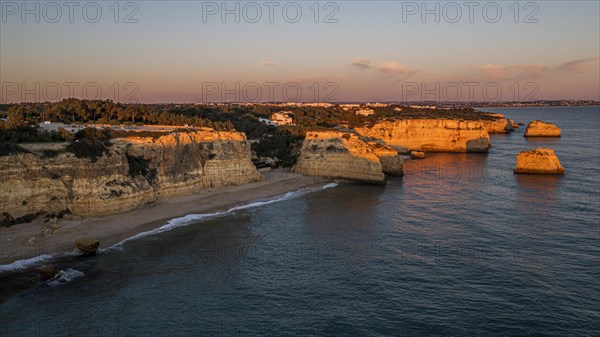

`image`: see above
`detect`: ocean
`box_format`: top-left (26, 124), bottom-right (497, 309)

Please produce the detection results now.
top-left (0, 106), bottom-right (598, 336)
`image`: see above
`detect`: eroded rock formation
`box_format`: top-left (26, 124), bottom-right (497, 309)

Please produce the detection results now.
top-left (480, 113), bottom-right (514, 133)
top-left (355, 119), bottom-right (491, 153)
top-left (294, 131), bottom-right (403, 184)
top-left (514, 148), bottom-right (565, 174)
top-left (524, 120), bottom-right (561, 137)
top-left (0, 129), bottom-right (262, 219)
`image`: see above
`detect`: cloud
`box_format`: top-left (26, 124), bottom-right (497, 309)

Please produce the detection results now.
top-left (351, 58), bottom-right (418, 79)
top-left (558, 56), bottom-right (600, 72)
top-left (260, 60), bottom-right (275, 66)
top-left (378, 60), bottom-right (419, 77)
top-left (474, 64), bottom-right (548, 80)
top-left (473, 56), bottom-right (598, 81)
top-left (351, 57), bottom-right (371, 70)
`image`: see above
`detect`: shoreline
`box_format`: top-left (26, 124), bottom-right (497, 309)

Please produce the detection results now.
top-left (0, 169), bottom-right (330, 269)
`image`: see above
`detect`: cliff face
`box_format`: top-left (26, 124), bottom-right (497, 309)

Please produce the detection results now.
top-left (293, 131), bottom-right (403, 184)
top-left (481, 113), bottom-right (514, 134)
top-left (514, 148), bottom-right (565, 174)
top-left (0, 129), bottom-right (262, 219)
top-left (524, 120), bottom-right (561, 137)
top-left (356, 119), bottom-right (491, 153)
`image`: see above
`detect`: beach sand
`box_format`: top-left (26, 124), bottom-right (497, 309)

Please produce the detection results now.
top-left (0, 170), bottom-right (329, 266)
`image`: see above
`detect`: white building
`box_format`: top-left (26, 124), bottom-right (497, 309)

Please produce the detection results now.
top-left (356, 109), bottom-right (375, 116)
top-left (258, 117), bottom-right (276, 126)
top-left (271, 112), bottom-right (294, 125)
top-left (410, 105), bottom-right (437, 109)
top-left (339, 104), bottom-right (361, 111)
top-left (366, 102), bottom-right (388, 107)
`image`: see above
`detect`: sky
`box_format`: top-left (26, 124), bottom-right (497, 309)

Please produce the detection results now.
top-left (1, 0), bottom-right (599, 103)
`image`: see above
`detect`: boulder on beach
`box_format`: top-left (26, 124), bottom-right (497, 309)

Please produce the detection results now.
top-left (410, 151), bottom-right (427, 159)
top-left (75, 238), bottom-right (100, 254)
top-left (524, 120), bottom-right (561, 137)
top-left (514, 148), bottom-right (565, 175)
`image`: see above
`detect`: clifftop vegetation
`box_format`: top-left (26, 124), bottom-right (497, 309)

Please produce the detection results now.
top-left (0, 99), bottom-right (493, 166)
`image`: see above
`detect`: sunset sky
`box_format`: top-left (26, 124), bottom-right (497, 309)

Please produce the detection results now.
top-left (1, 1), bottom-right (599, 103)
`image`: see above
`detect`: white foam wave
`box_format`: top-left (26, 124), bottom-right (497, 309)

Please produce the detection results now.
top-left (46, 268), bottom-right (84, 287)
top-left (0, 254), bottom-right (55, 273)
top-left (104, 181), bottom-right (339, 251)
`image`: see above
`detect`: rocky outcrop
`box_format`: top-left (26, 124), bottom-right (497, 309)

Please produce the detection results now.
top-left (366, 141), bottom-right (404, 176)
top-left (75, 238), bottom-right (100, 254)
top-left (355, 119), bottom-right (491, 153)
top-left (514, 148), bottom-right (565, 174)
top-left (294, 131), bottom-right (403, 184)
top-left (0, 129), bottom-right (262, 219)
top-left (410, 151), bottom-right (427, 159)
top-left (524, 120), bottom-right (561, 137)
top-left (481, 113), bottom-right (514, 133)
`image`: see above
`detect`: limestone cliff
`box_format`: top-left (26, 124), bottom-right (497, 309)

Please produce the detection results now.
top-left (524, 120), bottom-right (561, 137)
top-left (355, 119), bottom-right (491, 153)
top-left (293, 131), bottom-right (403, 184)
top-left (514, 148), bottom-right (565, 174)
top-left (481, 113), bottom-right (514, 133)
top-left (366, 141), bottom-right (404, 176)
top-left (0, 129), bottom-right (262, 219)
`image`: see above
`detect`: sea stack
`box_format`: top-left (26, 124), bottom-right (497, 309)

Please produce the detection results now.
top-left (514, 148), bottom-right (565, 175)
top-left (524, 120), bottom-right (561, 137)
top-left (294, 131), bottom-right (404, 184)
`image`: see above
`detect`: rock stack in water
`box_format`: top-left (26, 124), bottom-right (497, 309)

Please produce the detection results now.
top-left (514, 148), bottom-right (565, 174)
top-left (524, 120), bottom-right (561, 137)
top-left (293, 131), bottom-right (404, 184)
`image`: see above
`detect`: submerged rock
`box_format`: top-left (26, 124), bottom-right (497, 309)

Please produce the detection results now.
top-left (39, 265), bottom-right (58, 280)
top-left (524, 120), bottom-right (561, 137)
top-left (514, 148), bottom-right (565, 175)
top-left (75, 238), bottom-right (100, 254)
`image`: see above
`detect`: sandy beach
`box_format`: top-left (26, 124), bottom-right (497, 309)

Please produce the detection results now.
top-left (0, 170), bottom-right (329, 267)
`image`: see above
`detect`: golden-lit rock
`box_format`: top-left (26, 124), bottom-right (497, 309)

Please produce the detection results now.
top-left (480, 113), bottom-right (514, 133)
top-left (0, 129), bottom-right (262, 219)
top-left (410, 151), bottom-right (427, 159)
top-left (367, 141), bottom-right (404, 176)
top-left (294, 131), bottom-right (403, 184)
top-left (524, 120), bottom-right (561, 137)
top-left (514, 148), bottom-right (565, 174)
top-left (355, 119), bottom-right (491, 153)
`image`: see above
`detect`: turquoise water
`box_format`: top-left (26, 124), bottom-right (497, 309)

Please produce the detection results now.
top-left (1, 106), bottom-right (599, 336)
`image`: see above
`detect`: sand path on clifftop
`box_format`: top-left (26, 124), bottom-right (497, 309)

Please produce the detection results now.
top-left (0, 170), bottom-right (325, 265)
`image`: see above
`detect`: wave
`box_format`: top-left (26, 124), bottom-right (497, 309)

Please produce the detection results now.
top-left (46, 268), bottom-right (84, 287)
top-left (0, 254), bottom-right (55, 273)
top-left (0, 181), bottom-right (339, 272)
top-left (104, 181), bottom-right (339, 251)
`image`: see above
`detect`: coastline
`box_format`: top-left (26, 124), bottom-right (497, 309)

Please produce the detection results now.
top-left (0, 169), bottom-right (330, 268)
